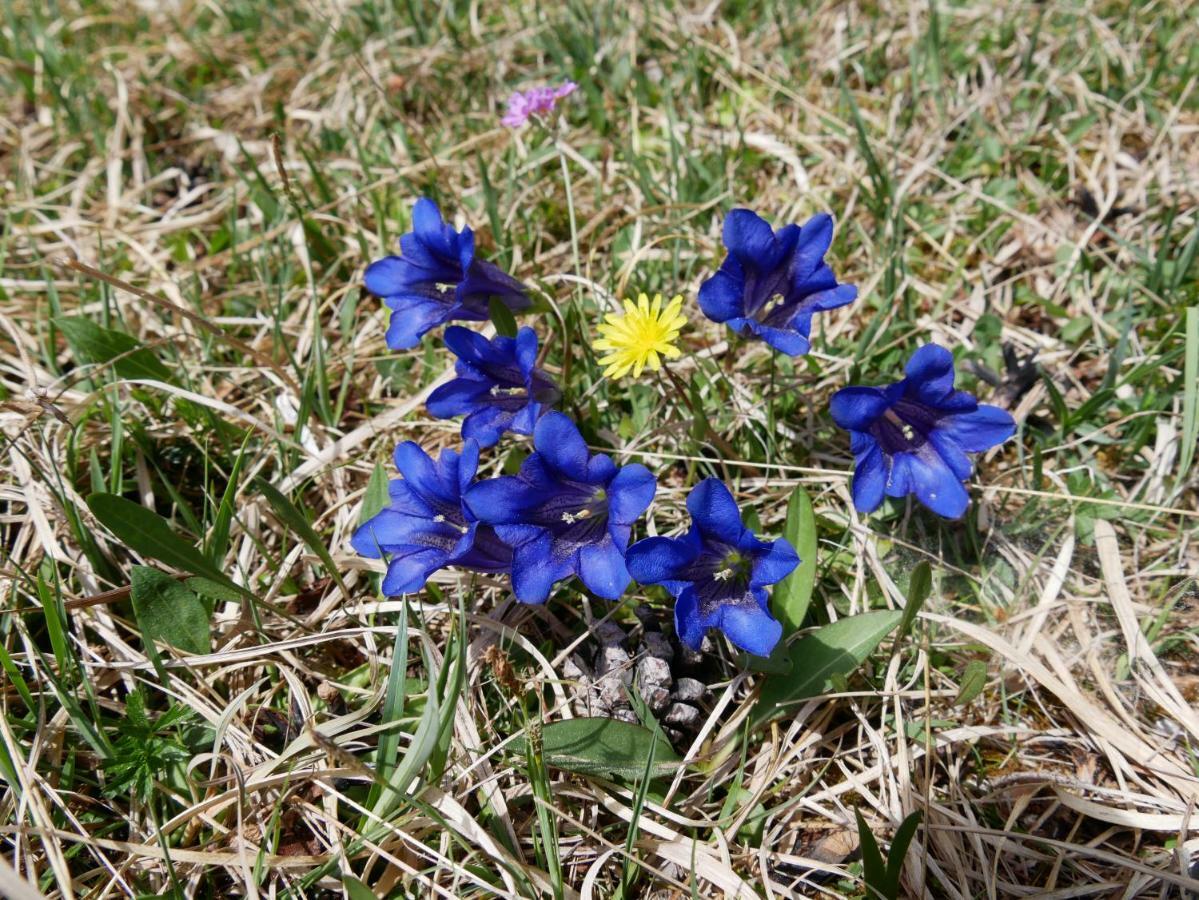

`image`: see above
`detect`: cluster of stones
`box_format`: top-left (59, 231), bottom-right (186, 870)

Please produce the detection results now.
top-left (561, 605), bottom-right (710, 748)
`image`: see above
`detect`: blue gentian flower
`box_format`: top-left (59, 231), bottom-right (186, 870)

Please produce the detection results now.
top-left (426, 326), bottom-right (560, 448)
top-left (698, 209), bottom-right (857, 356)
top-left (364, 198), bottom-right (530, 350)
top-left (829, 344), bottom-right (1017, 519)
top-left (464, 412), bottom-right (657, 604)
top-left (625, 479), bottom-right (798, 657)
top-left (351, 440), bottom-right (511, 595)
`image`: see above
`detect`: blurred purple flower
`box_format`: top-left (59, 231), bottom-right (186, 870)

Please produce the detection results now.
top-left (501, 81), bottom-right (578, 128)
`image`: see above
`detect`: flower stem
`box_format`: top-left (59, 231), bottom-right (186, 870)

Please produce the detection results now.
top-left (556, 138), bottom-right (582, 390)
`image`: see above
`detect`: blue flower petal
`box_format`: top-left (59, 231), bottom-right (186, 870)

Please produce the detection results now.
top-left (427, 378), bottom-right (490, 418)
top-left (393, 442), bottom-right (443, 503)
top-left (578, 541), bottom-right (631, 599)
top-left (829, 386), bottom-right (889, 431)
top-left (749, 538), bottom-right (799, 588)
top-left (940, 404), bottom-right (1016, 452)
top-left (929, 430), bottom-right (974, 481)
top-left (464, 476), bottom-right (537, 524)
top-left (697, 268), bottom-right (746, 322)
top-left (723, 209), bottom-right (781, 269)
top-left (461, 406), bottom-right (511, 448)
top-left (385, 300), bottom-right (450, 350)
top-left (442, 325), bottom-right (494, 364)
top-left (673, 587), bottom-right (707, 651)
top-left (851, 440), bottom-right (887, 514)
top-left (685, 478), bottom-right (744, 543)
top-left (805, 282), bottom-right (858, 312)
top-left (511, 532), bottom-right (566, 604)
top-left (717, 590), bottom-right (782, 656)
top-left (515, 327), bottom-right (539, 374)
top-left (382, 547), bottom-right (449, 595)
top-left (909, 453), bottom-right (970, 518)
top-left (789, 214), bottom-right (835, 281)
top-left (626, 534), bottom-right (698, 589)
top-left (742, 318), bottom-right (811, 356)
top-left (364, 257), bottom-right (411, 297)
top-left (904, 344), bottom-right (957, 402)
top-left (533, 412), bottom-right (589, 479)
top-left (607, 463), bottom-right (657, 526)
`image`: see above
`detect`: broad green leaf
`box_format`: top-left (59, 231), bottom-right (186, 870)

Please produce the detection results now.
top-left (130, 566), bottom-right (210, 654)
top-left (488, 296), bottom-right (518, 338)
top-left (359, 460), bottom-right (391, 525)
top-left (54, 316), bottom-right (173, 383)
top-left (512, 718), bottom-right (680, 779)
top-left (774, 485), bottom-right (818, 634)
top-left (954, 660), bottom-right (988, 706)
top-left (87, 493), bottom-right (246, 597)
top-left (753, 610), bottom-right (903, 729)
top-left (884, 810), bottom-right (924, 898)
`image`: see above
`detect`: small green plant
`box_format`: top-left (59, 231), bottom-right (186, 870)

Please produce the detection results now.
top-left (856, 808), bottom-right (923, 900)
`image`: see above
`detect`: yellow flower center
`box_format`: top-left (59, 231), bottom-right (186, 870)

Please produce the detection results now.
top-left (592, 292), bottom-right (687, 380)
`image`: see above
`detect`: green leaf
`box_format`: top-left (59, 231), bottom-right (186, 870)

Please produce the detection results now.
top-left (258, 480), bottom-right (348, 599)
top-left (86, 493), bottom-right (246, 598)
top-left (488, 297), bottom-right (518, 338)
top-left (359, 461), bottom-right (391, 525)
top-left (54, 316), bottom-right (173, 383)
top-left (774, 485), bottom-right (817, 634)
top-left (856, 808), bottom-right (888, 900)
top-left (342, 876), bottom-right (377, 900)
top-left (512, 718), bottom-right (681, 779)
top-left (954, 660), bottom-right (988, 706)
top-left (753, 610), bottom-right (903, 729)
top-left (897, 561), bottom-right (931, 641)
top-left (130, 566), bottom-right (211, 655)
top-left (884, 809), bottom-right (923, 897)
top-left (1178, 306), bottom-right (1198, 483)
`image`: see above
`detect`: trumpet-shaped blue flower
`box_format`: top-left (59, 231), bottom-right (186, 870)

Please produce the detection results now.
top-left (698, 209), bottom-right (857, 356)
top-left (364, 198), bottom-right (530, 350)
top-left (829, 344), bottom-right (1017, 519)
top-left (426, 326), bottom-right (560, 448)
top-left (626, 479), bottom-right (798, 657)
top-left (351, 440), bottom-right (511, 595)
top-left (464, 412), bottom-right (656, 604)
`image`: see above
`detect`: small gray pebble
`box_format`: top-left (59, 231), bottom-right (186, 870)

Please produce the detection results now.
top-left (664, 727), bottom-right (686, 746)
top-left (611, 707), bottom-right (640, 725)
top-left (672, 677), bottom-right (707, 704)
top-left (664, 702), bottom-right (702, 729)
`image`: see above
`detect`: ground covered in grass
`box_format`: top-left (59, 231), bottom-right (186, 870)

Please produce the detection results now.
top-left (2, 1), bottom-right (1198, 897)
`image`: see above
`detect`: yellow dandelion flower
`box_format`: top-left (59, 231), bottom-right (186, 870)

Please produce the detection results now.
top-left (594, 293), bottom-right (687, 380)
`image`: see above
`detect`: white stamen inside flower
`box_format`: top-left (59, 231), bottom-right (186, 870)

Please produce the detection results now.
top-left (902, 423), bottom-right (915, 441)
top-left (435, 282), bottom-right (456, 294)
top-left (561, 508), bottom-right (591, 524)
top-left (713, 567), bottom-right (735, 582)
top-left (433, 515), bottom-right (446, 523)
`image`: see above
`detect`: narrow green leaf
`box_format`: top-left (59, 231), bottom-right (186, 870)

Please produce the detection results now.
top-left (753, 610), bottom-right (903, 729)
top-left (884, 809), bottom-right (923, 898)
top-left (54, 316), bottom-right (173, 383)
top-left (258, 480), bottom-right (348, 598)
top-left (489, 296), bottom-right (518, 338)
top-left (359, 460), bottom-right (391, 526)
top-left (774, 485), bottom-right (818, 634)
top-left (512, 718), bottom-right (681, 779)
top-left (1178, 307), bottom-right (1198, 482)
top-left (130, 566), bottom-right (211, 655)
top-left (954, 660), bottom-right (988, 706)
top-left (207, 430), bottom-right (252, 563)
top-left (856, 808), bottom-right (888, 900)
top-left (897, 561), bottom-right (931, 641)
top-left (86, 493), bottom-right (246, 598)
